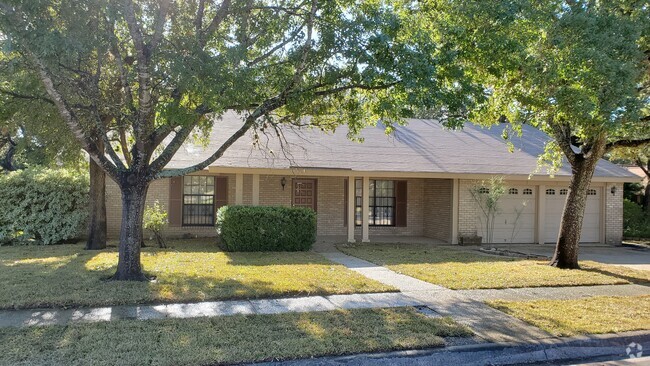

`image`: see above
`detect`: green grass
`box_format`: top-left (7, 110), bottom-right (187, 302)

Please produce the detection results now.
top-left (488, 296), bottom-right (650, 336)
top-left (0, 307), bottom-right (472, 366)
top-left (0, 240), bottom-right (394, 309)
top-left (339, 243), bottom-right (650, 290)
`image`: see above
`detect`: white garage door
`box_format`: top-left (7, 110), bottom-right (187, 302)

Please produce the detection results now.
top-left (477, 187), bottom-right (536, 244)
top-left (544, 187), bottom-right (601, 243)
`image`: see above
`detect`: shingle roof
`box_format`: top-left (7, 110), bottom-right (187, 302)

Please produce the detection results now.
top-left (164, 112), bottom-right (637, 179)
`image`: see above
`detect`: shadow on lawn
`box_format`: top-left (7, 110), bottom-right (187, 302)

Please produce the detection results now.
top-left (0, 241), bottom-right (357, 310)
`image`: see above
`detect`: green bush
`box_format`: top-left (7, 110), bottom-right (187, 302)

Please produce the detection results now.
top-left (0, 168), bottom-right (88, 245)
top-left (623, 199), bottom-right (650, 238)
top-left (216, 206), bottom-right (316, 252)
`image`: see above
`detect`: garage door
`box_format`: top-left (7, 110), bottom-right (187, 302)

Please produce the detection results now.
top-left (544, 187), bottom-right (601, 243)
top-left (477, 187), bottom-right (536, 244)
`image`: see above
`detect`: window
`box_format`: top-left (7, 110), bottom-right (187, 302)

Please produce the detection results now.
top-left (355, 179), bottom-right (395, 226)
top-left (183, 176), bottom-right (215, 226)
top-left (478, 187), bottom-right (490, 194)
top-left (587, 189), bottom-right (597, 196)
top-left (560, 188), bottom-right (568, 195)
top-left (546, 188), bottom-right (556, 195)
top-left (508, 188), bottom-right (518, 195)
top-left (523, 188), bottom-right (533, 195)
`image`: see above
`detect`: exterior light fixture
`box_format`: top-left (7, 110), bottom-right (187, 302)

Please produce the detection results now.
top-left (281, 177), bottom-right (287, 190)
top-left (610, 186), bottom-right (617, 196)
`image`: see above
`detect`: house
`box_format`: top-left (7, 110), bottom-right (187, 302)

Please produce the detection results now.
top-left (105, 112), bottom-right (638, 245)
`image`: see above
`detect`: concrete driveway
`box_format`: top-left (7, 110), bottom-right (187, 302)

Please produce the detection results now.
top-left (489, 244), bottom-right (650, 271)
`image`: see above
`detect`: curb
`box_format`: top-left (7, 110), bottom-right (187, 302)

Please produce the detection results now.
top-left (257, 331), bottom-right (650, 366)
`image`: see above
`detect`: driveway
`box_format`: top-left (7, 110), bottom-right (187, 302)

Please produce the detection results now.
top-left (489, 244), bottom-right (650, 271)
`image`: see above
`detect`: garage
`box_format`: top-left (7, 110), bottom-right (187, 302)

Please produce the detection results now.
top-left (544, 187), bottom-right (601, 243)
top-left (476, 186), bottom-right (536, 244)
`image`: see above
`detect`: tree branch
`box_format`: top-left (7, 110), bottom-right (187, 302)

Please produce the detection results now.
top-left (606, 138), bottom-right (650, 152)
top-left (0, 87), bottom-right (54, 104)
top-left (199, 0), bottom-right (231, 48)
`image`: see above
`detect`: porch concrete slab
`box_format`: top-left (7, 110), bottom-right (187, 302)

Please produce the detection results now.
top-left (326, 293), bottom-right (421, 309)
top-left (457, 284), bottom-right (650, 302)
top-left (250, 296), bottom-right (338, 315)
top-left (319, 252), bottom-right (446, 292)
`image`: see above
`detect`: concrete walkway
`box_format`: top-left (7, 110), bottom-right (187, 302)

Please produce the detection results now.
top-left (319, 251), bottom-right (553, 342)
top-left (0, 292), bottom-right (421, 328)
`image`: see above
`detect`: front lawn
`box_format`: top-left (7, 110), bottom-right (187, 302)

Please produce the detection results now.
top-left (0, 241), bottom-right (394, 309)
top-left (0, 307), bottom-right (472, 366)
top-left (488, 295), bottom-right (650, 336)
top-left (339, 243), bottom-right (650, 290)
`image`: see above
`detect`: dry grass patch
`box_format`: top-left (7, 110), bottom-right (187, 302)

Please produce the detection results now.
top-left (0, 240), bottom-right (394, 309)
top-left (0, 307), bottom-right (472, 366)
top-left (339, 243), bottom-right (649, 290)
top-left (488, 295), bottom-right (650, 336)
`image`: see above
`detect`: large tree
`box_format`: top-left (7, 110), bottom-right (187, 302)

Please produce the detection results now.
top-left (612, 145), bottom-right (650, 211)
top-left (425, 0), bottom-right (650, 268)
top-left (0, 0), bottom-right (475, 280)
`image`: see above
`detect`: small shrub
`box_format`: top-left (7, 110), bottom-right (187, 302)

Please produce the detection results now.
top-left (0, 168), bottom-right (88, 245)
top-left (216, 206), bottom-right (316, 252)
top-left (623, 199), bottom-right (650, 238)
top-left (143, 201), bottom-right (168, 248)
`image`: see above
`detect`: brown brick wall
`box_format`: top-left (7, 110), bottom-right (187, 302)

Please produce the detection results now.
top-left (423, 179), bottom-right (453, 242)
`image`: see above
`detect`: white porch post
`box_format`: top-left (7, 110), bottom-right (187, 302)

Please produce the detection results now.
top-left (252, 174), bottom-right (260, 205)
top-left (362, 176), bottom-right (370, 243)
top-left (537, 184), bottom-right (545, 244)
top-left (235, 173), bottom-right (244, 205)
top-left (451, 178), bottom-right (459, 244)
top-left (347, 176), bottom-right (356, 243)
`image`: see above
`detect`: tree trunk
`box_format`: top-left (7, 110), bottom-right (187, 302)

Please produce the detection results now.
top-left (85, 158), bottom-right (107, 250)
top-left (111, 176), bottom-right (150, 281)
top-left (550, 156), bottom-right (600, 269)
top-left (642, 177), bottom-right (650, 215)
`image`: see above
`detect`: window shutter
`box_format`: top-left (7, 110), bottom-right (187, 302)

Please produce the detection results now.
top-left (215, 176), bottom-right (228, 209)
top-left (343, 179), bottom-right (348, 227)
top-left (168, 177), bottom-right (183, 227)
top-left (395, 180), bottom-right (407, 227)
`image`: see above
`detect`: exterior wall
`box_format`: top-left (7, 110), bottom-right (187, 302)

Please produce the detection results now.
top-left (605, 182), bottom-right (623, 244)
top-left (423, 179), bottom-right (453, 242)
top-left (458, 179), bottom-right (481, 238)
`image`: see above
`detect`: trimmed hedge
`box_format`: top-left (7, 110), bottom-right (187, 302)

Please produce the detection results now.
top-left (0, 168), bottom-right (88, 245)
top-left (216, 206), bottom-right (316, 252)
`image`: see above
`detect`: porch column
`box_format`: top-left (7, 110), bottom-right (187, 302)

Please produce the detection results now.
top-left (252, 174), bottom-right (260, 205)
top-left (362, 176), bottom-right (370, 243)
top-left (347, 176), bottom-right (356, 243)
top-left (235, 173), bottom-right (244, 205)
top-left (451, 178), bottom-right (459, 244)
top-left (537, 184), bottom-right (545, 244)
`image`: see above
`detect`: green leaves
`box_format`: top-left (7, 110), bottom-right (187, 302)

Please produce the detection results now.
top-left (0, 168), bottom-right (89, 245)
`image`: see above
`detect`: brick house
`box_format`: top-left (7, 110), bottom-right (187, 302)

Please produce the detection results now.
top-left (106, 113), bottom-right (637, 244)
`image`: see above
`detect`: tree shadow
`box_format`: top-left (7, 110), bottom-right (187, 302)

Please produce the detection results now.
top-left (0, 240), bottom-right (387, 310)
